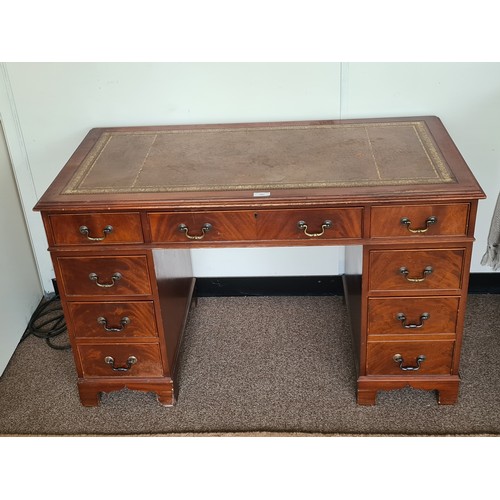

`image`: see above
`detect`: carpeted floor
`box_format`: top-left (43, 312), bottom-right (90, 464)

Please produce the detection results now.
top-left (1, 294), bottom-right (499, 436)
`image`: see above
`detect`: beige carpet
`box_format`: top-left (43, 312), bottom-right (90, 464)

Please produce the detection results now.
top-left (1, 294), bottom-right (499, 436)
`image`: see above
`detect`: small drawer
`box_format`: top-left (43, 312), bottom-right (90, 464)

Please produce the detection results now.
top-left (57, 255), bottom-right (152, 297)
top-left (366, 340), bottom-right (455, 375)
top-left (368, 249), bottom-right (464, 292)
top-left (149, 211), bottom-right (256, 243)
top-left (77, 343), bottom-right (163, 377)
top-left (370, 204), bottom-right (469, 237)
top-left (256, 208), bottom-right (363, 241)
top-left (367, 297), bottom-right (460, 335)
top-left (48, 213), bottom-right (144, 245)
top-left (67, 301), bottom-right (158, 339)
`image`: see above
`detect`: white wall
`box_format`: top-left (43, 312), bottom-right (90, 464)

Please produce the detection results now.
top-left (0, 119), bottom-right (41, 375)
top-left (2, 62), bottom-right (498, 293)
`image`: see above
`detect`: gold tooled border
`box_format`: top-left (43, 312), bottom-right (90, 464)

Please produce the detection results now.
top-left (62, 121), bottom-right (455, 195)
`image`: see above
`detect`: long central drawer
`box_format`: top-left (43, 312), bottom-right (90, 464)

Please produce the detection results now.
top-left (148, 207), bottom-right (363, 243)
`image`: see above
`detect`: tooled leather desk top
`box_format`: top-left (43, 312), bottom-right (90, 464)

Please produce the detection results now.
top-left (35, 116), bottom-right (486, 210)
top-left (63, 119), bottom-right (453, 194)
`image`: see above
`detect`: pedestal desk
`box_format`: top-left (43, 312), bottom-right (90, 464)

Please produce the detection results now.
top-left (34, 116), bottom-right (485, 406)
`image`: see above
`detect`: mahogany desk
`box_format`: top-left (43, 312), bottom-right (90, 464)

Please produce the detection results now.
top-left (34, 116), bottom-right (485, 406)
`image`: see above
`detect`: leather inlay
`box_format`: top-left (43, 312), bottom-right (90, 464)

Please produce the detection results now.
top-left (63, 121), bottom-right (455, 194)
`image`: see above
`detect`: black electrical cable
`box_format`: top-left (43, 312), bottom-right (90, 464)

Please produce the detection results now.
top-left (21, 294), bottom-right (71, 350)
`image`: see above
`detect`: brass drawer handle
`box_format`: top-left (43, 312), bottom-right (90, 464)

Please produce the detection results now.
top-left (393, 354), bottom-right (426, 371)
top-left (79, 225), bottom-right (113, 241)
top-left (104, 355), bottom-right (137, 371)
top-left (297, 219), bottom-right (332, 237)
top-left (97, 316), bottom-right (130, 332)
top-left (399, 266), bottom-right (433, 282)
top-left (178, 223), bottom-right (212, 240)
top-left (400, 216), bottom-right (437, 233)
top-left (89, 272), bottom-right (122, 288)
top-left (396, 312), bottom-right (430, 329)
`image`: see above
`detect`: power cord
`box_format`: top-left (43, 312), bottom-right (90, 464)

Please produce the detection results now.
top-left (21, 294), bottom-right (71, 350)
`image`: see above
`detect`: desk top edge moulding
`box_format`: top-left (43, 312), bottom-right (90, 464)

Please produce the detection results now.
top-left (34, 116), bottom-right (485, 408)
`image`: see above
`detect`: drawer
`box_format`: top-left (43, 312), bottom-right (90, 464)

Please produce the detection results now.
top-left (149, 211), bottom-right (256, 243)
top-left (370, 204), bottom-right (469, 237)
top-left (48, 213), bottom-right (144, 245)
top-left (366, 340), bottom-right (455, 375)
top-left (256, 208), bottom-right (363, 241)
top-left (57, 255), bottom-right (152, 297)
top-left (368, 249), bottom-right (464, 292)
top-left (367, 297), bottom-right (460, 335)
top-left (77, 343), bottom-right (163, 377)
top-left (67, 301), bottom-right (158, 339)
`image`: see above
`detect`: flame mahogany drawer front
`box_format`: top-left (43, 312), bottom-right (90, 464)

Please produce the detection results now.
top-left (57, 255), bottom-right (152, 297)
top-left (48, 212), bottom-right (144, 245)
top-left (368, 248), bottom-right (465, 292)
top-left (370, 204), bottom-right (470, 238)
top-left (149, 207), bottom-right (363, 243)
top-left (366, 340), bottom-right (455, 375)
top-left (77, 343), bottom-right (164, 378)
top-left (255, 208), bottom-right (363, 241)
top-left (149, 211), bottom-right (256, 243)
top-left (367, 297), bottom-right (460, 336)
top-left (67, 301), bottom-right (158, 339)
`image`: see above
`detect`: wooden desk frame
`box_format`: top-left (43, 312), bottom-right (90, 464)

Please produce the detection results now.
top-left (34, 117), bottom-right (485, 406)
